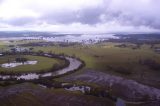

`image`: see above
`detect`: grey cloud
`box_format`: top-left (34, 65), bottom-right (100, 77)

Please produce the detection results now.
top-left (41, 6), bottom-right (104, 25)
top-left (110, 11), bottom-right (160, 29)
top-left (0, 0), bottom-right (3, 3)
top-left (39, 0), bottom-right (160, 29)
top-left (76, 7), bottom-right (104, 24)
top-left (1, 0), bottom-right (160, 31)
top-left (101, 0), bottom-right (160, 29)
top-left (1, 17), bottom-right (37, 26)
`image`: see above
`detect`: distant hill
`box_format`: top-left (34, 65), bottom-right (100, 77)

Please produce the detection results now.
top-left (115, 33), bottom-right (160, 39)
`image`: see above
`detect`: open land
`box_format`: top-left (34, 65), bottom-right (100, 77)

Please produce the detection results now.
top-left (0, 55), bottom-right (65, 74)
top-left (0, 33), bottom-right (160, 106)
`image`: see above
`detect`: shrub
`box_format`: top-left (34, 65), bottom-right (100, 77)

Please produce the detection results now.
top-left (15, 57), bottom-right (28, 63)
top-left (140, 59), bottom-right (160, 70)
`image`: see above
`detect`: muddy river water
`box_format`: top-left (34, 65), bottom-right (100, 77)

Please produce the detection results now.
top-left (0, 54), bottom-right (82, 80)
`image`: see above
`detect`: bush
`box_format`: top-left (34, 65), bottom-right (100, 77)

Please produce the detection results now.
top-left (114, 67), bottom-right (132, 75)
top-left (140, 59), bottom-right (160, 70)
top-left (15, 57), bottom-right (28, 63)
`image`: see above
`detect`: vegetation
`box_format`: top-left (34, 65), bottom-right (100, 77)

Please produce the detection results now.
top-left (0, 38), bottom-right (160, 106)
top-left (24, 42), bottom-right (160, 88)
top-left (15, 57), bottom-right (28, 63)
top-left (139, 59), bottom-right (160, 70)
top-left (0, 55), bottom-right (66, 74)
top-left (1, 41), bottom-right (160, 87)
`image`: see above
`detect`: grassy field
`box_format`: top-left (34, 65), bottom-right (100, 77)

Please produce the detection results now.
top-left (32, 43), bottom-right (160, 69)
top-left (29, 42), bottom-right (160, 87)
top-left (0, 41), bottom-right (160, 106)
top-left (11, 39), bottom-right (45, 45)
top-left (0, 55), bottom-right (65, 73)
top-left (0, 41), bottom-right (160, 87)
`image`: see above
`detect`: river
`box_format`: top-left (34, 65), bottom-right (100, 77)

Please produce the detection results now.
top-left (0, 54), bottom-right (82, 80)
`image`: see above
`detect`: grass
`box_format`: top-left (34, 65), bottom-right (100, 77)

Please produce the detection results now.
top-left (30, 42), bottom-right (160, 88)
top-left (0, 83), bottom-right (115, 106)
top-left (0, 55), bottom-right (65, 74)
top-left (32, 43), bottom-right (160, 70)
top-left (0, 41), bottom-right (160, 87)
top-left (11, 39), bottom-right (45, 45)
top-left (0, 41), bottom-right (159, 105)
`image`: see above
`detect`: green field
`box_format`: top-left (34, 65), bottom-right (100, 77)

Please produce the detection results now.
top-left (0, 55), bottom-right (65, 74)
top-left (0, 41), bottom-right (160, 87)
top-left (0, 41), bottom-right (160, 106)
top-left (30, 43), bottom-right (160, 87)
top-left (32, 43), bottom-right (160, 70)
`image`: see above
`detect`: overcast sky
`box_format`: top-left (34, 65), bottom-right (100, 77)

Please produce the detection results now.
top-left (0, 0), bottom-right (160, 33)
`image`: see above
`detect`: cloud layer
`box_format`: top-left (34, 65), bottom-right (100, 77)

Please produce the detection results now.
top-left (0, 0), bottom-right (160, 33)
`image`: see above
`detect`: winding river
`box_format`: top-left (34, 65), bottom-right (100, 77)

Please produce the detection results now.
top-left (0, 53), bottom-right (126, 106)
top-left (0, 54), bottom-right (82, 80)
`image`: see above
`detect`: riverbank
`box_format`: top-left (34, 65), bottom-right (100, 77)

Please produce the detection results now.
top-left (62, 69), bottom-right (160, 106)
top-left (0, 83), bottom-right (115, 106)
top-left (0, 53), bottom-right (83, 80)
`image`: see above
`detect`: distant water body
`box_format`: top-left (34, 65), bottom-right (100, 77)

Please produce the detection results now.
top-left (44, 34), bottom-right (119, 43)
top-left (0, 34), bottom-right (119, 43)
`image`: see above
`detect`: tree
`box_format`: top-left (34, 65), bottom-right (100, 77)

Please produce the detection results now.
top-left (7, 58), bottom-right (10, 63)
top-left (38, 50), bottom-right (44, 54)
top-left (29, 47), bottom-right (34, 51)
top-left (15, 57), bottom-right (28, 64)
